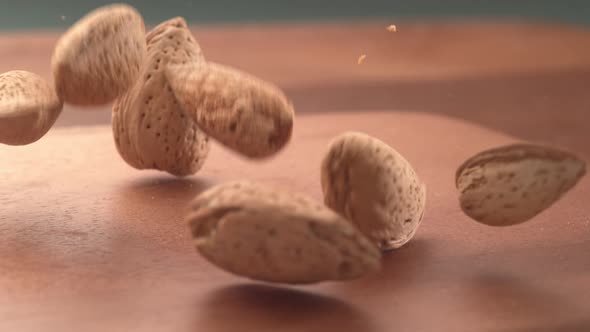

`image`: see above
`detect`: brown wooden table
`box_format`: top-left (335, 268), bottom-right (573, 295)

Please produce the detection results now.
top-left (1, 21), bottom-right (589, 332)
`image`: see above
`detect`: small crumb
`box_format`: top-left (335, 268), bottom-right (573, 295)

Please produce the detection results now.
top-left (357, 54), bottom-right (367, 65)
top-left (387, 25), bottom-right (397, 32)
top-left (60, 15), bottom-right (67, 21)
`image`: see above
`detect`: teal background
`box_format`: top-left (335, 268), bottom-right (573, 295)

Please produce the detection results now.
top-left (1, 0), bottom-right (590, 30)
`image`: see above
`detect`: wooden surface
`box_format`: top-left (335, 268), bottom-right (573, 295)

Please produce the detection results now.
top-left (1, 22), bottom-right (590, 331)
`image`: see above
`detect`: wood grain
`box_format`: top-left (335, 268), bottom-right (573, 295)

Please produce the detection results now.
top-left (1, 111), bottom-right (589, 332)
top-left (1, 22), bottom-right (590, 332)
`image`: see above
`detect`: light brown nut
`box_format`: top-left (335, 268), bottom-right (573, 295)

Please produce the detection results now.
top-left (321, 132), bottom-right (426, 251)
top-left (167, 62), bottom-right (294, 159)
top-left (112, 17), bottom-right (210, 176)
top-left (187, 181), bottom-right (381, 284)
top-left (0, 71), bottom-right (63, 145)
top-left (456, 144), bottom-right (586, 226)
top-left (51, 4), bottom-right (146, 105)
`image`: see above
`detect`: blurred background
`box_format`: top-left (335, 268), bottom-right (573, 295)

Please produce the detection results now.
top-left (0, 0), bottom-right (590, 29)
top-left (0, 1), bottom-right (589, 157)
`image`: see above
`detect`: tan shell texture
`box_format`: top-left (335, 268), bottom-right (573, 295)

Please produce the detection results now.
top-left (51, 4), bottom-right (146, 105)
top-left (187, 181), bottom-right (381, 284)
top-left (456, 144), bottom-right (586, 226)
top-left (112, 17), bottom-right (210, 176)
top-left (0, 71), bottom-right (63, 145)
top-left (321, 132), bottom-right (427, 250)
top-left (167, 62), bottom-right (294, 159)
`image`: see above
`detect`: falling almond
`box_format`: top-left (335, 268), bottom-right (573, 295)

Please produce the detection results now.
top-left (188, 181), bottom-right (381, 284)
top-left (51, 4), bottom-right (146, 105)
top-left (321, 132), bottom-right (426, 250)
top-left (166, 62), bottom-right (294, 159)
top-left (456, 144), bottom-right (586, 226)
top-left (0, 71), bottom-right (63, 145)
top-left (112, 17), bottom-right (210, 176)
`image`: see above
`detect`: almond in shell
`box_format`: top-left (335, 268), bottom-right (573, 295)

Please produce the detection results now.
top-left (456, 144), bottom-right (586, 226)
top-left (187, 181), bottom-right (381, 284)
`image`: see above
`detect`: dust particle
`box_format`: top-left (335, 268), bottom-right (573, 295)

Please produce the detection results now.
top-left (357, 54), bottom-right (367, 65)
top-left (387, 25), bottom-right (397, 32)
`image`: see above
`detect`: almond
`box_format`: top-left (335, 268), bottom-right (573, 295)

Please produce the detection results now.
top-left (321, 132), bottom-right (426, 250)
top-left (0, 71), bottom-right (63, 145)
top-left (112, 17), bottom-right (210, 176)
top-left (456, 144), bottom-right (586, 226)
top-left (167, 61), bottom-right (294, 159)
top-left (187, 181), bottom-right (381, 284)
top-left (51, 4), bottom-right (146, 105)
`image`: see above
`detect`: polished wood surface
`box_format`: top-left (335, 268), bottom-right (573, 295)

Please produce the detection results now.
top-left (1, 22), bottom-right (590, 331)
